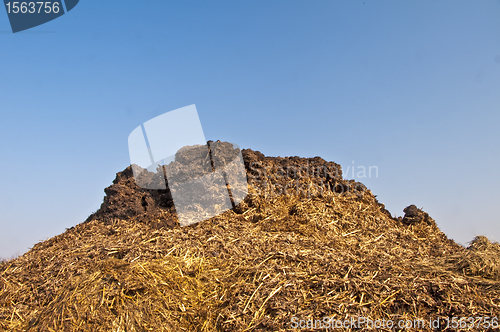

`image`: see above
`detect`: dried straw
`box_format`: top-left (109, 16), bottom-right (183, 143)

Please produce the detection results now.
top-left (1, 147), bottom-right (498, 331)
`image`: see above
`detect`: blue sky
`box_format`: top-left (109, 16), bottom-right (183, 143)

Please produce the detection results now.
top-left (1, 0), bottom-right (499, 258)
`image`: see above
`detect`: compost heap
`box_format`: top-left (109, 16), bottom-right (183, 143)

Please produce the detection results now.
top-left (1, 141), bottom-right (499, 332)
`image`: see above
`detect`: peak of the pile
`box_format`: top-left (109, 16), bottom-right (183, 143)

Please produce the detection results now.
top-left (86, 141), bottom-right (381, 227)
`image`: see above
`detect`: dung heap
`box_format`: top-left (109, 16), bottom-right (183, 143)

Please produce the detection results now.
top-left (1, 142), bottom-right (499, 332)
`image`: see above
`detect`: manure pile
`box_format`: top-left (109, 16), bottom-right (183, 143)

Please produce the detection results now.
top-left (1, 143), bottom-right (499, 331)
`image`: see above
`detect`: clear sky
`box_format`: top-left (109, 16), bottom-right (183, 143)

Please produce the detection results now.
top-left (1, 0), bottom-right (499, 258)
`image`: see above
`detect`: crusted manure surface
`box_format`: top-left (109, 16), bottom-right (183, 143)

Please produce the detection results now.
top-left (1, 146), bottom-right (499, 331)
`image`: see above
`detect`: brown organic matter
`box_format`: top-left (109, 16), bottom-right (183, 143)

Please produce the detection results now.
top-left (0, 142), bottom-right (499, 332)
